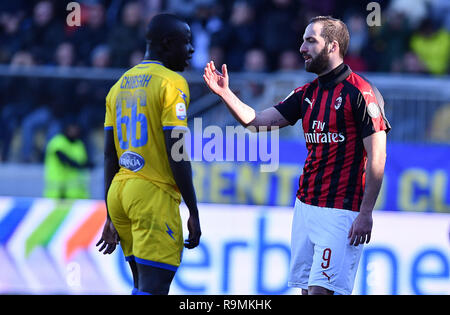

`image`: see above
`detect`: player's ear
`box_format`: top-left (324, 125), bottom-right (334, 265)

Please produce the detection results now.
top-left (329, 40), bottom-right (338, 54)
top-left (161, 37), bottom-right (171, 51)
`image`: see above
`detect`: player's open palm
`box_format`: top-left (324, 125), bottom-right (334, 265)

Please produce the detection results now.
top-left (203, 61), bottom-right (229, 96)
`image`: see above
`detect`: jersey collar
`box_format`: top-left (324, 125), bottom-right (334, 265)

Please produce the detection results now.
top-left (318, 63), bottom-right (352, 90)
top-left (140, 60), bottom-right (163, 65)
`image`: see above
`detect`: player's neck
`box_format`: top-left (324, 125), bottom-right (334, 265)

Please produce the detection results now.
top-left (143, 46), bottom-right (163, 64)
top-left (143, 52), bottom-right (158, 62)
top-left (318, 59), bottom-right (344, 77)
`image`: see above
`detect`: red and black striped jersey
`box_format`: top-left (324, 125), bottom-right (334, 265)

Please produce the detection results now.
top-left (274, 63), bottom-right (391, 211)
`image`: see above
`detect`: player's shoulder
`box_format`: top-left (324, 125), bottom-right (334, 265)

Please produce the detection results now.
top-left (151, 64), bottom-right (188, 87)
top-left (344, 71), bottom-right (385, 106)
top-left (293, 79), bottom-right (317, 94)
top-left (344, 71), bottom-right (378, 95)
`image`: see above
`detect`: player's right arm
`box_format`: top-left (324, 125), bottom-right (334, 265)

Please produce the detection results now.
top-left (203, 61), bottom-right (290, 131)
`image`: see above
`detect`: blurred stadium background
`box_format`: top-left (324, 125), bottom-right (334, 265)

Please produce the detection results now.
top-left (0, 0), bottom-right (449, 295)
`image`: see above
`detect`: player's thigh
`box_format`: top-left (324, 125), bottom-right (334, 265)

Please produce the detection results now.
top-left (288, 199), bottom-right (314, 289)
top-left (308, 207), bottom-right (362, 295)
top-left (107, 180), bottom-right (133, 254)
top-left (121, 179), bottom-right (183, 268)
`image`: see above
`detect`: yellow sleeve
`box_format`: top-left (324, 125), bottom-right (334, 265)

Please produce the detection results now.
top-left (160, 77), bottom-right (190, 131)
top-left (104, 88), bottom-right (114, 130)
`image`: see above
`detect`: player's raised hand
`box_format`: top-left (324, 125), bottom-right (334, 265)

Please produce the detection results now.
top-left (203, 61), bottom-right (229, 96)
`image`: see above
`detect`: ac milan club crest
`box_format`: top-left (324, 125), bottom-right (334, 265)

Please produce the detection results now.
top-left (334, 95), bottom-right (343, 110)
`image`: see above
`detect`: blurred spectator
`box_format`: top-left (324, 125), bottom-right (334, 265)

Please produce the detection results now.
top-left (389, 0), bottom-right (429, 29)
top-left (209, 45), bottom-right (225, 67)
top-left (22, 0), bottom-right (65, 64)
top-left (260, 0), bottom-right (299, 71)
top-left (166, 0), bottom-right (199, 19)
top-left (0, 51), bottom-right (39, 161)
top-left (300, 0), bottom-right (337, 16)
top-left (76, 44), bottom-right (113, 159)
top-left (239, 48), bottom-right (267, 106)
top-left (90, 44), bottom-right (111, 68)
top-left (244, 48), bottom-right (268, 72)
top-left (0, 10), bottom-right (26, 63)
top-left (278, 50), bottom-right (302, 71)
top-left (139, 0), bottom-right (165, 24)
top-left (189, 1), bottom-right (223, 70)
top-left (20, 42), bottom-right (78, 162)
top-left (71, 2), bottom-right (108, 66)
top-left (54, 41), bottom-right (76, 68)
top-left (44, 119), bottom-right (91, 199)
top-left (369, 11), bottom-right (411, 72)
top-left (8, 50), bottom-right (35, 69)
top-left (344, 14), bottom-right (369, 72)
top-left (391, 51), bottom-right (428, 74)
top-left (166, 0), bottom-right (215, 20)
top-left (129, 49), bottom-right (144, 67)
top-left (410, 18), bottom-right (450, 75)
top-left (211, 1), bottom-right (259, 71)
top-left (108, 1), bottom-right (145, 68)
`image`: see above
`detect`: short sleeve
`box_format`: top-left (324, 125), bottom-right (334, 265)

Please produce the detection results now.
top-left (104, 89), bottom-right (114, 130)
top-left (354, 84), bottom-right (391, 138)
top-left (161, 78), bottom-right (190, 131)
top-left (274, 87), bottom-right (305, 126)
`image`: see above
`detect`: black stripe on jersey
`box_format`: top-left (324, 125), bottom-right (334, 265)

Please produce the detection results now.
top-left (300, 85), bottom-right (324, 198)
top-left (342, 80), bottom-right (365, 210)
top-left (310, 85), bottom-right (336, 205)
top-left (300, 82), bottom-right (316, 118)
top-left (343, 137), bottom-right (364, 210)
top-left (326, 87), bottom-right (349, 208)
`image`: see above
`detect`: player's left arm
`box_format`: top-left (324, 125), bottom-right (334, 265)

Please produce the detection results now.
top-left (360, 130), bottom-right (386, 214)
top-left (103, 129), bottom-right (119, 213)
top-left (97, 128), bottom-right (120, 254)
top-left (348, 130), bottom-right (386, 246)
top-left (348, 83), bottom-right (390, 247)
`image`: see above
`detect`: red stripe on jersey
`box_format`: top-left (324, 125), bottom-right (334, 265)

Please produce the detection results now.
top-left (346, 72), bottom-right (388, 133)
top-left (333, 93), bottom-right (356, 210)
top-left (302, 89), bottom-right (329, 206)
top-left (298, 82), bottom-right (321, 201)
top-left (316, 84), bottom-right (345, 208)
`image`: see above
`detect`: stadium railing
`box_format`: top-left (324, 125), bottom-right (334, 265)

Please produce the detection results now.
top-left (0, 65), bottom-right (449, 199)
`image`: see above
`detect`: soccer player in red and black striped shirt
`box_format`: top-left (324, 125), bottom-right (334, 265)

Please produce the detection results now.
top-left (203, 16), bottom-right (390, 295)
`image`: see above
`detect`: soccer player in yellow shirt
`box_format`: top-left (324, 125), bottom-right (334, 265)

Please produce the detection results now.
top-left (96, 13), bottom-right (200, 295)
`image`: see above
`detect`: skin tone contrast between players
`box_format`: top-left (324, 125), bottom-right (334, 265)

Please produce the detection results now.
top-left (96, 12), bottom-right (389, 296)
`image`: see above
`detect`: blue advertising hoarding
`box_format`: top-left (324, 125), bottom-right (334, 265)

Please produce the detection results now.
top-left (189, 137), bottom-right (450, 212)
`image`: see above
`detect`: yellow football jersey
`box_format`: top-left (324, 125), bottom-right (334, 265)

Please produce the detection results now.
top-left (104, 60), bottom-right (190, 201)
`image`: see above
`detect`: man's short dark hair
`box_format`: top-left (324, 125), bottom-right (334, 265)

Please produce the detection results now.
top-left (146, 13), bottom-right (186, 44)
top-left (309, 16), bottom-right (350, 58)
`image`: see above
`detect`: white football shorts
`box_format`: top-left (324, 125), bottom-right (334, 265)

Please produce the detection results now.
top-left (288, 198), bottom-right (364, 295)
